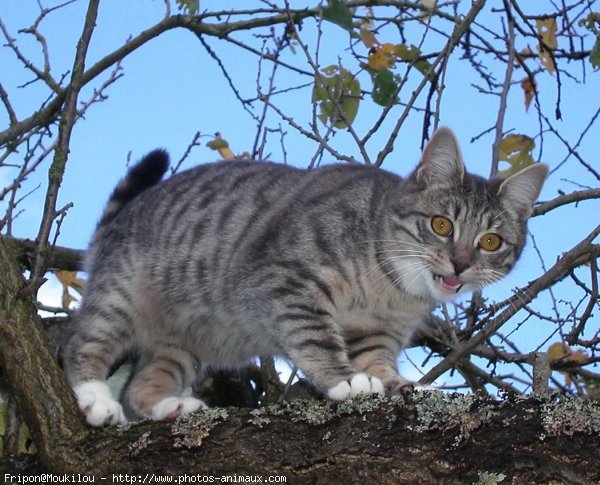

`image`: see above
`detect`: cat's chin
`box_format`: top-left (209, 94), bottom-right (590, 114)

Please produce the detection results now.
top-left (428, 273), bottom-right (470, 302)
top-left (397, 270), bottom-right (464, 302)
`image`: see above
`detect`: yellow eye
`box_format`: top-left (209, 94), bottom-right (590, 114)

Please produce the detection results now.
top-left (431, 216), bottom-right (453, 237)
top-left (479, 233), bottom-right (502, 251)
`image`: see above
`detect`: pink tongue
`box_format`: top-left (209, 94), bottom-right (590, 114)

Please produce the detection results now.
top-left (441, 275), bottom-right (462, 288)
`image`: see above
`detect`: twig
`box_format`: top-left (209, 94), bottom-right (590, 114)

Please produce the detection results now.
top-left (30, 0), bottom-right (100, 284)
top-left (171, 131), bottom-right (203, 174)
top-left (490, 1), bottom-right (516, 177)
top-left (375, 0), bottom-right (486, 166)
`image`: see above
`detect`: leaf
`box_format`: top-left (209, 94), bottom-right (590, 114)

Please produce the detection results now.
top-left (312, 65), bottom-right (360, 129)
top-left (547, 342), bottom-right (570, 362)
top-left (207, 134), bottom-right (235, 160)
top-left (53, 270), bottom-right (84, 309)
top-left (419, 0), bottom-right (437, 18)
top-left (395, 44), bottom-right (433, 79)
top-left (497, 134), bottom-right (535, 176)
top-left (359, 26), bottom-right (378, 48)
top-left (369, 69), bottom-right (399, 107)
top-left (536, 18), bottom-right (557, 74)
top-left (367, 43), bottom-right (397, 71)
top-left (547, 341), bottom-right (590, 386)
top-left (321, 0), bottom-right (355, 35)
top-left (520, 77), bottom-right (536, 112)
top-left (175, 0), bottom-right (199, 15)
top-left (590, 36), bottom-right (600, 70)
top-left (577, 12), bottom-right (600, 31)
top-left (516, 46), bottom-right (533, 68)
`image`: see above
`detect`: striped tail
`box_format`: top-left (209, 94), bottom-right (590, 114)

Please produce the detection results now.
top-left (98, 149), bottom-right (169, 227)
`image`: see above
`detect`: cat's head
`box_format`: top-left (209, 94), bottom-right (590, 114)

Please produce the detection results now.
top-left (383, 127), bottom-right (548, 303)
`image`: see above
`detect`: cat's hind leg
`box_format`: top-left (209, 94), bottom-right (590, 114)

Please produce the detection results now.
top-left (62, 306), bottom-right (133, 427)
top-left (123, 345), bottom-right (206, 421)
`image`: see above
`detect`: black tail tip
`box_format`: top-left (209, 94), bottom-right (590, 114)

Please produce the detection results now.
top-left (131, 149), bottom-right (170, 183)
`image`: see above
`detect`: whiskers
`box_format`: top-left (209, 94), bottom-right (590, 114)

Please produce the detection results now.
top-left (365, 239), bottom-right (432, 296)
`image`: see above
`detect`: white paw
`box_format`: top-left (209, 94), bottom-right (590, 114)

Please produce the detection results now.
top-left (413, 383), bottom-right (436, 392)
top-left (326, 373), bottom-right (385, 401)
top-left (151, 396), bottom-right (207, 421)
top-left (74, 380), bottom-right (126, 427)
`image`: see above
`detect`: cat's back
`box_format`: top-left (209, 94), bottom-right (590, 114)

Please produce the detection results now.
top-left (85, 159), bottom-right (404, 286)
top-left (99, 160), bottom-right (401, 236)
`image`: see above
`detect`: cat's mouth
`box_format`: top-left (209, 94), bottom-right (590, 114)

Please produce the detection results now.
top-left (433, 274), bottom-right (464, 293)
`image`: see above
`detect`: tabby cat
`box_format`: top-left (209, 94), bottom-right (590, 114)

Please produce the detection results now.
top-left (63, 127), bottom-right (548, 426)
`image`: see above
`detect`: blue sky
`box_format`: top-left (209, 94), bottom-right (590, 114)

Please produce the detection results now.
top-left (1, 0), bottom-right (598, 390)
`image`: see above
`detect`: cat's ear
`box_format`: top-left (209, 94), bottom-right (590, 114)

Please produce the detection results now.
top-left (498, 163), bottom-right (549, 218)
top-left (415, 127), bottom-right (465, 185)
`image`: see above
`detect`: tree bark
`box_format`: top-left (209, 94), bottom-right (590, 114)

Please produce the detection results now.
top-left (0, 393), bottom-right (598, 483)
top-left (0, 236), bottom-right (89, 470)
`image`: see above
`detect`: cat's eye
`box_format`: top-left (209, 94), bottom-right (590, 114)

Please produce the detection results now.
top-left (431, 216), bottom-right (453, 237)
top-left (479, 233), bottom-right (502, 251)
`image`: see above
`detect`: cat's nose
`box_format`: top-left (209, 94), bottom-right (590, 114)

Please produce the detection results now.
top-left (451, 259), bottom-right (469, 275)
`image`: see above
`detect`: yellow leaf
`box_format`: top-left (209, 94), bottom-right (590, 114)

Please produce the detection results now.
top-left (547, 342), bottom-right (590, 386)
top-left (547, 342), bottom-right (570, 362)
top-left (520, 77), bottom-right (536, 112)
top-left (53, 270), bottom-right (85, 309)
top-left (368, 43), bottom-right (396, 71)
top-left (520, 46), bottom-right (534, 57)
top-left (516, 46), bottom-right (533, 68)
top-left (568, 349), bottom-right (588, 364)
top-left (536, 18), bottom-right (557, 74)
top-left (207, 133), bottom-right (235, 160)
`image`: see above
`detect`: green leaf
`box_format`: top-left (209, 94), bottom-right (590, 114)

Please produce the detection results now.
top-left (206, 138), bottom-right (228, 150)
top-left (578, 12), bottom-right (600, 31)
top-left (395, 44), bottom-right (433, 79)
top-left (207, 134), bottom-right (235, 159)
top-left (312, 65), bottom-right (360, 128)
top-left (321, 0), bottom-right (355, 35)
top-left (590, 36), bottom-right (600, 70)
top-left (497, 134), bottom-right (536, 176)
top-left (176, 0), bottom-right (199, 15)
top-left (369, 69), bottom-right (399, 107)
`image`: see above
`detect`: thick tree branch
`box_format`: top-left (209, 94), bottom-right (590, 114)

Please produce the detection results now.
top-left (1, 393), bottom-right (599, 482)
top-left (0, 236), bottom-right (87, 471)
top-left (533, 188), bottom-right (600, 217)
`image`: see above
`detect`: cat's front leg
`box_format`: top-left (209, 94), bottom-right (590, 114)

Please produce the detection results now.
top-left (326, 373), bottom-right (385, 400)
top-left (279, 311), bottom-right (384, 400)
top-left (346, 333), bottom-right (415, 395)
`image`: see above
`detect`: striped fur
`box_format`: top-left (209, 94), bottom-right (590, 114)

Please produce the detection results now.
top-left (63, 127), bottom-right (548, 426)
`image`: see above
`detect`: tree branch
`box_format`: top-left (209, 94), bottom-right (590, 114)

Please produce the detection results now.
top-left (0, 236), bottom-right (87, 471)
top-left (30, 0), bottom-right (100, 283)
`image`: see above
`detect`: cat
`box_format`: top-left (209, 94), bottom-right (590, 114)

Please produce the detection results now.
top-left (62, 127), bottom-right (548, 426)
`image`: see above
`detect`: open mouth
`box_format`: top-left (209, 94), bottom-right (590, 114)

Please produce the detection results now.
top-left (433, 274), bottom-right (464, 293)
